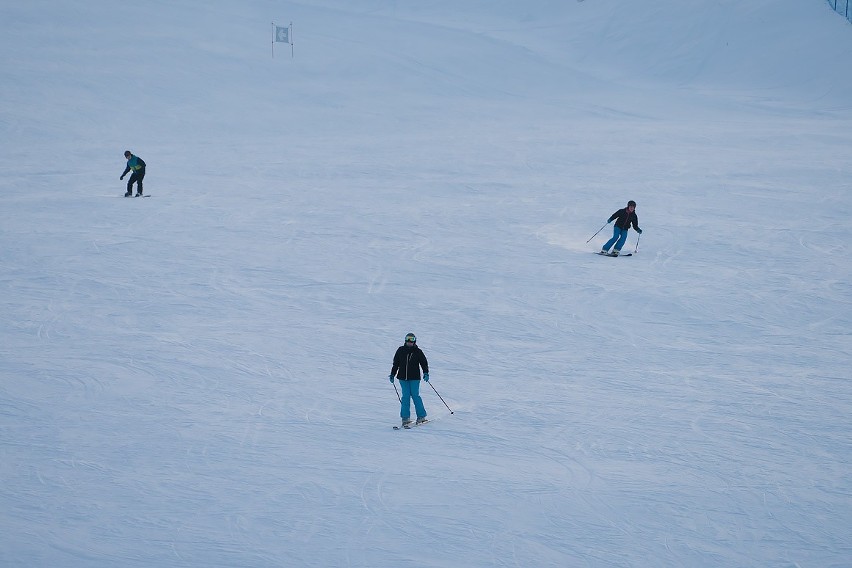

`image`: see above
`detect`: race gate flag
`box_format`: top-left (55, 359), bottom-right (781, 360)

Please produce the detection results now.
top-left (275, 26), bottom-right (289, 43)
top-left (272, 22), bottom-right (293, 58)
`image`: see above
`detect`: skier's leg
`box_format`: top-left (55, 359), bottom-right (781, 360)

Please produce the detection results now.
top-left (410, 380), bottom-right (426, 419)
top-left (127, 172), bottom-right (138, 193)
top-left (614, 228), bottom-right (628, 251)
top-left (125, 173), bottom-right (136, 196)
top-left (136, 170), bottom-right (145, 195)
top-left (399, 380), bottom-right (412, 420)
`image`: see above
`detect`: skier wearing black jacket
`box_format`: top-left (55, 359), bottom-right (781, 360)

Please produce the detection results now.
top-left (389, 333), bottom-right (429, 427)
top-left (601, 200), bottom-right (642, 256)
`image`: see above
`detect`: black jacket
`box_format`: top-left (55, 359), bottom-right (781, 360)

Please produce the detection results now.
top-left (609, 207), bottom-right (641, 232)
top-left (391, 344), bottom-right (429, 381)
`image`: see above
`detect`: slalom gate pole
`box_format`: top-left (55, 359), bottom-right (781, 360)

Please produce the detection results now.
top-left (586, 222), bottom-right (609, 243)
top-left (427, 381), bottom-right (454, 414)
top-left (634, 233), bottom-right (641, 253)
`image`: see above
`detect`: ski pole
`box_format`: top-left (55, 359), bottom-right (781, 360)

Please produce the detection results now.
top-left (634, 233), bottom-right (641, 253)
top-left (586, 221), bottom-right (610, 244)
top-left (392, 380), bottom-right (401, 402)
top-left (426, 380), bottom-right (454, 414)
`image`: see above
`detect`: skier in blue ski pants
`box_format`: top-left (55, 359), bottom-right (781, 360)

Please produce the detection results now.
top-left (389, 333), bottom-right (430, 426)
top-left (601, 200), bottom-right (642, 255)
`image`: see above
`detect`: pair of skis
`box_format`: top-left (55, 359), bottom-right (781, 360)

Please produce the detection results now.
top-left (596, 251), bottom-right (632, 257)
top-left (393, 420), bottom-right (429, 430)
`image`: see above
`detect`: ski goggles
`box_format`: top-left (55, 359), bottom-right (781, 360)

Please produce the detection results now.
top-left (405, 335), bottom-right (416, 343)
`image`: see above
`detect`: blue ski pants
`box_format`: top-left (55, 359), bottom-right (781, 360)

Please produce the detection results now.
top-left (399, 379), bottom-right (427, 420)
top-left (602, 226), bottom-right (629, 252)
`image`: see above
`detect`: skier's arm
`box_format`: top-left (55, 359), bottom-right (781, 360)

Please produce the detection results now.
top-left (390, 349), bottom-right (400, 377)
top-left (121, 165), bottom-right (131, 178)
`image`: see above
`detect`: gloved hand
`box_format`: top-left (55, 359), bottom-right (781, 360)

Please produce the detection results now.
top-left (423, 372), bottom-right (430, 382)
top-left (606, 219), bottom-right (612, 224)
top-left (637, 228), bottom-right (643, 234)
top-left (388, 374), bottom-right (394, 383)
top-left (120, 175), bottom-right (124, 180)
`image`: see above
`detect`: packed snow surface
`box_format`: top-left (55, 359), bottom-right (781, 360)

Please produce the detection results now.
top-left (1, 1), bottom-right (851, 566)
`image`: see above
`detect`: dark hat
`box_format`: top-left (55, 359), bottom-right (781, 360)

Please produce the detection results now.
top-left (124, 150), bottom-right (132, 157)
top-left (627, 200), bottom-right (636, 207)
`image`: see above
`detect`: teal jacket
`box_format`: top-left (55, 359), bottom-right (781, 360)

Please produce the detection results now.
top-left (121, 155), bottom-right (146, 177)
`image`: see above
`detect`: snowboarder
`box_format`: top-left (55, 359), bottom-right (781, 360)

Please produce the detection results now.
top-left (601, 200), bottom-right (642, 256)
top-left (120, 150), bottom-right (146, 197)
top-left (389, 333), bottom-right (430, 428)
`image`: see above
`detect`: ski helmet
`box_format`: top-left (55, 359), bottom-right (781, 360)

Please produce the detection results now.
top-left (404, 333), bottom-right (416, 343)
